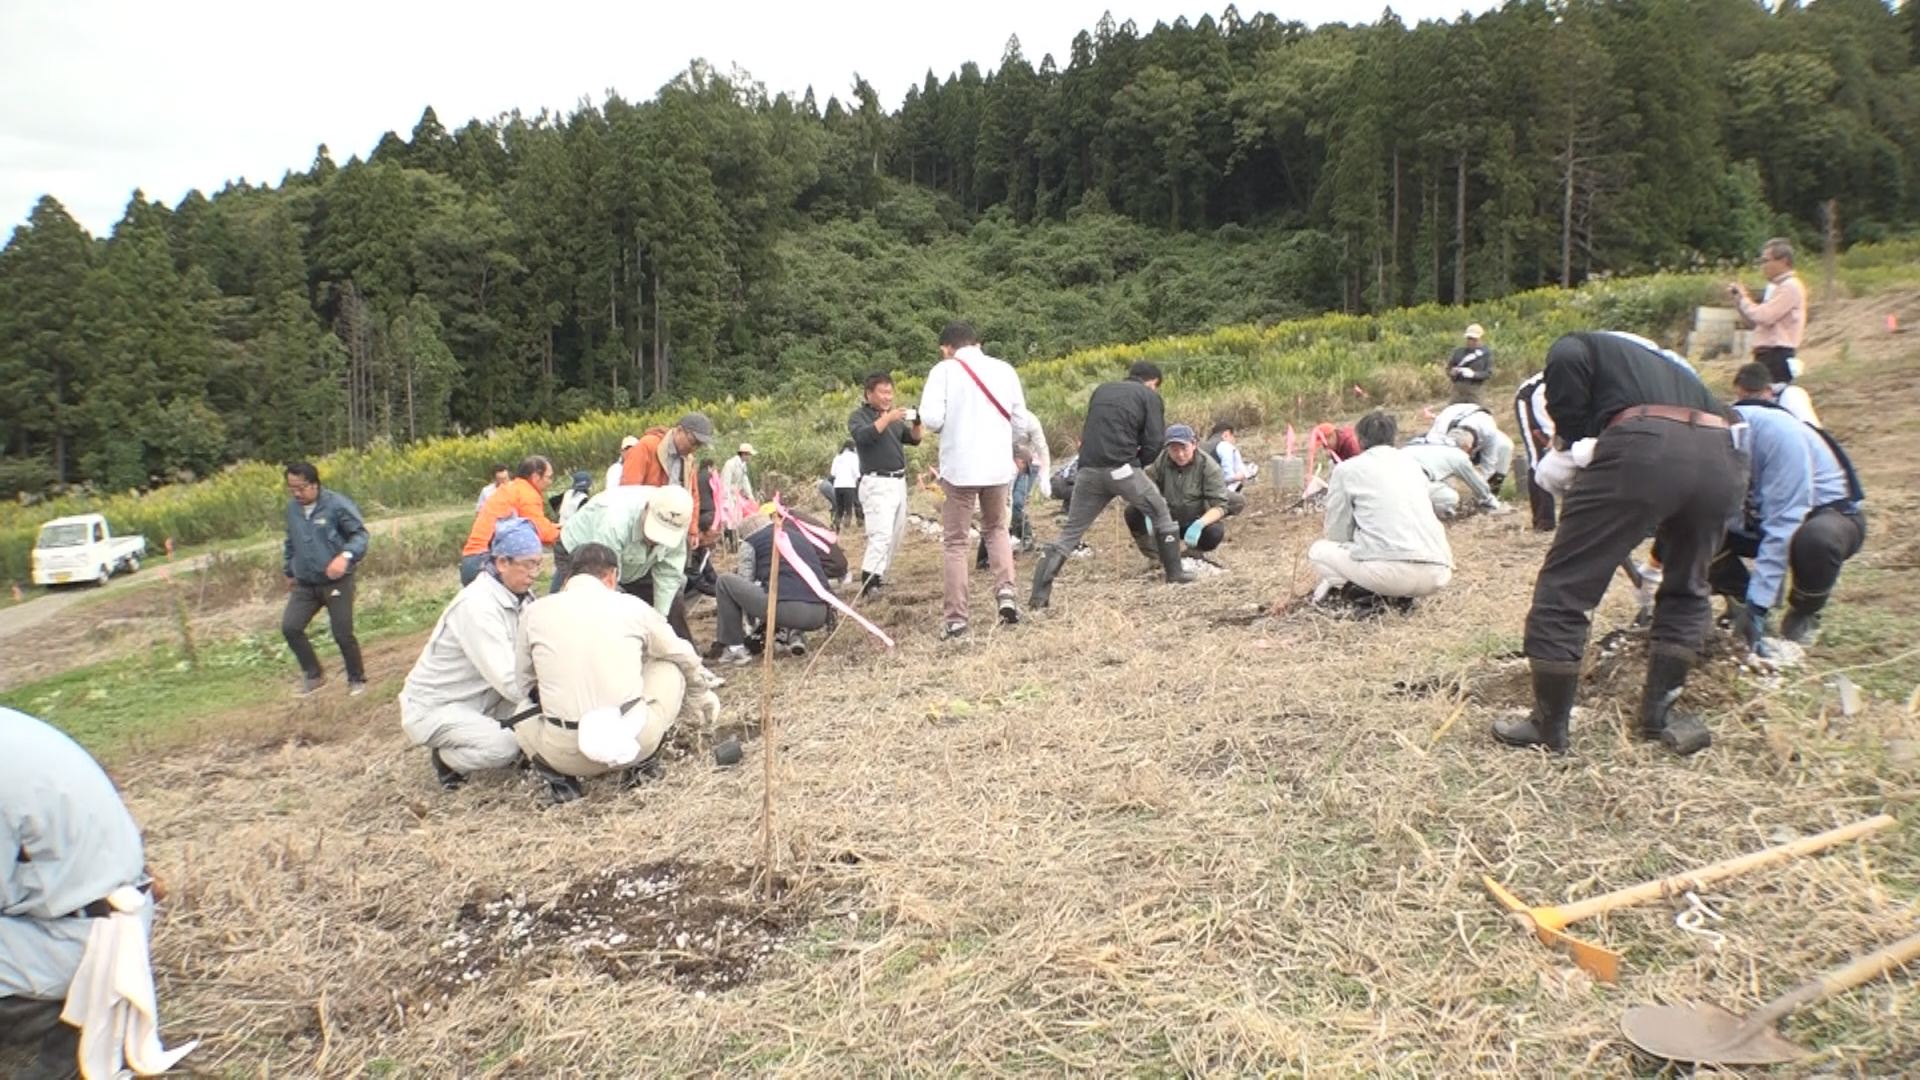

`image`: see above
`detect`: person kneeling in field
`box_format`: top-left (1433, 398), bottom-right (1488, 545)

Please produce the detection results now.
top-left (402, 518), bottom-right (542, 791)
top-left (714, 514), bottom-right (833, 666)
top-left (1402, 432), bottom-right (1504, 519)
top-left (1125, 424), bottom-right (1229, 558)
top-left (513, 543), bottom-right (720, 805)
top-left (1308, 411), bottom-right (1454, 610)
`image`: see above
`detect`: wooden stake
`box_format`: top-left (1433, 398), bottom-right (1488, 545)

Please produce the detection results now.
top-left (758, 506), bottom-right (783, 900)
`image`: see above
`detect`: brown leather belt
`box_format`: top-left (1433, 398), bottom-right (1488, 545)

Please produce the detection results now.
top-left (1606, 404), bottom-right (1730, 431)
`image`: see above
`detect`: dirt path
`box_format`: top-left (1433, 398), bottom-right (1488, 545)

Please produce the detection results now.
top-left (0, 506), bottom-right (469, 646)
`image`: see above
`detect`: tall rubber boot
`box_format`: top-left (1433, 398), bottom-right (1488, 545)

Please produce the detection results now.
top-left (1638, 646), bottom-right (1711, 755)
top-left (1491, 660), bottom-right (1578, 753)
top-left (1029, 548), bottom-right (1067, 609)
top-left (1157, 534), bottom-right (1194, 584)
top-left (1779, 586), bottom-right (1826, 645)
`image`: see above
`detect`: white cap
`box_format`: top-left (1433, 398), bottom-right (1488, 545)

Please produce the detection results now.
top-left (1464, 323), bottom-right (1485, 340)
top-left (738, 443), bottom-right (755, 455)
top-left (619, 435), bottom-right (640, 450)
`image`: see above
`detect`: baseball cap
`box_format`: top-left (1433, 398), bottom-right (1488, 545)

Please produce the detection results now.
top-left (642, 485), bottom-right (694, 546)
top-left (619, 435), bottom-right (640, 450)
top-left (1165, 423), bottom-right (1198, 445)
top-left (1465, 323), bottom-right (1485, 339)
top-left (738, 442), bottom-right (755, 455)
top-left (678, 412), bottom-right (715, 445)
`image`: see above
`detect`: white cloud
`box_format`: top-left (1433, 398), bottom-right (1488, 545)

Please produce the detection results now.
top-left (1, 1), bottom-right (1489, 236)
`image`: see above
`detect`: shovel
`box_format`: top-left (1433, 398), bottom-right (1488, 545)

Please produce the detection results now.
top-left (1622, 930), bottom-right (1920, 1066)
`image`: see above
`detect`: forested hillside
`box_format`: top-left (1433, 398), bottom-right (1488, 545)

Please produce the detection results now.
top-left (2, 0), bottom-right (1917, 496)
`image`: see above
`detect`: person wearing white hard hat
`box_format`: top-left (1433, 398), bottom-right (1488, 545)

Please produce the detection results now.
top-left (1447, 323), bottom-right (1494, 403)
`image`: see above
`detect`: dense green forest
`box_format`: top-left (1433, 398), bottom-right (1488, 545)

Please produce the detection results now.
top-left (2, 0), bottom-right (1917, 496)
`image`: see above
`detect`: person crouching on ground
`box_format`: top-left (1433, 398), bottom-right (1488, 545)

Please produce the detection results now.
top-left (557, 485), bottom-right (697, 642)
top-left (1206, 420), bottom-right (1255, 516)
top-left (1126, 423), bottom-right (1229, 558)
top-left (1307, 410), bottom-right (1454, 609)
top-left (401, 517), bottom-right (542, 791)
top-left (713, 514), bottom-right (834, 666)
top-left (513, 542), bottom-right (720, 805)
top-left (1, 709), bottom-right (195, 1080)
top-left (1030, 361), bottom-right (1191, 609)
top-left (1402, 432), bottom-right (1503, 519)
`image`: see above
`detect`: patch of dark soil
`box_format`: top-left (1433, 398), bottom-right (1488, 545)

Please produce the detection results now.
top-left (421, 860), bottom-right (822, 998)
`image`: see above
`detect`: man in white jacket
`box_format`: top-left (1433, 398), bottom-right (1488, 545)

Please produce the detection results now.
top-left (919, 321), bottom-right (1030, 638)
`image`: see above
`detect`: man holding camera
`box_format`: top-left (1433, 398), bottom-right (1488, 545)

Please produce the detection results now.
top-left (848, 371), bottom-right (923, 599)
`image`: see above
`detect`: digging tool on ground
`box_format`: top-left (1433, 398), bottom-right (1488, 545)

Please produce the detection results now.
top-left (1484, 814), bottom-right (1897, 982)
top-left (1621, 929), bottom-right (1920, 1066)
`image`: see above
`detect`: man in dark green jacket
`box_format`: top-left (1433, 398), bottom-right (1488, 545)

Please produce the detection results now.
top-left (1125, 425), bottom-right (1230, 555)
top-left (282, 461), bottom-right (371, 696)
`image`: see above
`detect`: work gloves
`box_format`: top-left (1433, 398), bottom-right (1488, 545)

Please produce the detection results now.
top-left (1183, 521), bottom-right (1205, 546)
top-left (1738, 601), bottom-right (1774, 658)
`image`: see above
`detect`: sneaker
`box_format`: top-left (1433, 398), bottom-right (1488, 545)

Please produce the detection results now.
top-left (347, 681), bottom-right (369, 697)
top-left (940, 620), bottom-right (970, 641)
top-left (297, 674), bottom-right (325, 697)
top-left (430, 749), bottom-right (466, 792)
top-left (717, 644), bottom-right (754, 666)
top-left (775, 628), bottom-right (807, 657)
top-left (997, 592), bottom-right (1020, 625)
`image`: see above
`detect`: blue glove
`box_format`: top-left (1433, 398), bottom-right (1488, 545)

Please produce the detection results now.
top-left (1183, 520), bottom-right (1205, 546)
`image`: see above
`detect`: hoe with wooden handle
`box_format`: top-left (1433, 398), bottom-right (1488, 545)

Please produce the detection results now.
top-left (1483, 814), bottom-right (1897, 982)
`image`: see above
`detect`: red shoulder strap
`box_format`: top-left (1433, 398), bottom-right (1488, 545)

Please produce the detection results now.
top-left (951, 356), bottom-right (1012, 422)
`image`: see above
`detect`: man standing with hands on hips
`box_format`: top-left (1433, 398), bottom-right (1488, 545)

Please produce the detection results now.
top-left (282, 461), bottom-right (370, 697)
top-left (918, 321), bottom-right (1030, 638)
top-left (848, 371), bottom-right (923, 599)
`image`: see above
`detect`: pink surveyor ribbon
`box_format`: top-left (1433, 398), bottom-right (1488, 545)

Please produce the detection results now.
top-left (767, 495), bottom-right (894, 649)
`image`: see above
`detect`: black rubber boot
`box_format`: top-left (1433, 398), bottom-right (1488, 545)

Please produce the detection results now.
top-left (1157, 534), bottom-right (1194, 584)
top-left (1486, 472), bottom-right (1506, 495)
top-left (1639, 647), bottom-right (1711, 756)
top-left (531, 757), bottom-right (584, 805)
top-left (1491, 661), bottom-right (1578, 753)
top-left (1780, 587), bottom-right (1826, 644)
top-left (1029, 548), bottom-right (1067, 609)
top-left (429, 749), bottom-right (466, 791)
top-left (857, 572), bottom-right (883, 600)
top-left (620, 755), bottom-right (665, 789)
top-left (1131, 529), bottom-right (1156, 559)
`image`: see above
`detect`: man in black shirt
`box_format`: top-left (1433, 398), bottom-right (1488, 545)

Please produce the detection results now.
top-left (1492, 331), bottom-right (1746, 757)
top-left (1030, 361), bottom-right (1191, 608)
top-left (1447, 324), bottom-right (1494, 403)
top-left (848, 371), bottom-right (923, 599)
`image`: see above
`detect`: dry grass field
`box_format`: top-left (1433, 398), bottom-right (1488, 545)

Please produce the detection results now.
top-left (8, 293), bottom-right (1920, 1077)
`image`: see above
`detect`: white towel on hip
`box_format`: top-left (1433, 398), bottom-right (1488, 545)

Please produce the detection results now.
top-left (60, 886), bottom-right (197, 1078)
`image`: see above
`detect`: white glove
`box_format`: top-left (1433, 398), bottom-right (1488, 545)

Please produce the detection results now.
top-left (679, 688), bottom-right (721, 729)
top-left (1568, 437), bottom-right (1597, 468)
top-left (1532, 450), bottom-right (1580, 497)
top-left (690, 665), bottom-right (726, 691)
top-left (1452, 366), bottom-right (1472, 379)
top-left (1038, 475), bottom-right (1053, 499)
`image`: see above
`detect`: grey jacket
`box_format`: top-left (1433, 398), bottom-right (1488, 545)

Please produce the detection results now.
top-left (284, 488), bottom-right (370, 584)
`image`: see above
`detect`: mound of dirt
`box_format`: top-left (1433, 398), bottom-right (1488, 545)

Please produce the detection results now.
top-left (423, 861), bottom-right (812, 998)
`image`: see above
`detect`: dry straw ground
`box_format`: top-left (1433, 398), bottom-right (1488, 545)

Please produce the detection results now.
top-left (17, 295), bottom-right (1920, 1077)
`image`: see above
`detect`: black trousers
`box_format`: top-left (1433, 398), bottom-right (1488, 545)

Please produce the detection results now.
top-left (831, 487), bottom-right (861, 528)
top-left (1710, 507), bottom-right (1866, 616)
top-left (1124, 507), bottom-right (1224, 552)
top-left (283, 575), bottom-right (365, 682)
top-left (622, 577), bottom-right (694, 643)
top-left (1524, 418), bottom-right (1747, 664)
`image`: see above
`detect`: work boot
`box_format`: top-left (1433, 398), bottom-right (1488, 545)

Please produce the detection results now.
top-left (429, 749), bottom-right (466, 792)
top-left (1491, 661), bottom-right (1579, 753)
top-left (1029, 548), bottom-right (1067, 609)
top-left (997, 589), bottom-right (1020, 625)
top-left (1486, 472), bottom-right (1507, 495)
top-left (1639, 647), bottom-right (1711, 755)
top-left (1157, 534), bottom-right (1194, 584)
top-left (1780, 587), bottom-right (1825, 645)
top-left (620, 755), bottom-right (665, 789)
top-left (857, 572), bottom-right (883, 600)
top-left (1132, 530), bottom-right (1157, 560)
top-left (531, 757), bottom-right (584, 805)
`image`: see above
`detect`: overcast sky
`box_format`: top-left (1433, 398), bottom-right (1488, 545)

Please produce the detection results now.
top-left (1, 1), bottom-right (1492, 238)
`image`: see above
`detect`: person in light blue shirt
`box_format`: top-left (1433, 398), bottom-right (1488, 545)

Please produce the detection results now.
top-left (1711, 364), bottom-right (1865, 648)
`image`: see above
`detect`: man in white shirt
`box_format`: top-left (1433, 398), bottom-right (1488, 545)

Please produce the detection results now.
top-left (605, 436), bottom-right (639, 492)
top-left (514, 542), bottom-right (718, 804)
top-left (829, 441), bottom-right (863, 530)
top-left (401, 517), bottom-right (541, 791)
top-left (1421, 401), bottom-right (1514, 491)
top-left (1309, 411), bottom-right (1454, 607)
top-left (1403, 436), bottom-right (1502, 519)
top-left (919, 321), bottom-right (1030, 638)
top-left (474, 463), bottom-right (509, 511)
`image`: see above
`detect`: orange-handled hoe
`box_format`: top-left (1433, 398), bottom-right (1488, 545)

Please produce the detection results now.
top-left (1483, 814), bottom-right (1897, 983)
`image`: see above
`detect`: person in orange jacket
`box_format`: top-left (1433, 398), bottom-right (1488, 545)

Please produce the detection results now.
top-left (460, 456), bottom-right (560, 583)
top-left (619, 413), bottom-right (716, 548)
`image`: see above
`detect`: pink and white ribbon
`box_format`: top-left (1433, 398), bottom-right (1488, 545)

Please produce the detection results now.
top-left (767, 495), bottom-right (893, 649)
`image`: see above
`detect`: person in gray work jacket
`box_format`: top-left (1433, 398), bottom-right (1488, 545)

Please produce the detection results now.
top-left (282, 460), bottom-right (370, 697)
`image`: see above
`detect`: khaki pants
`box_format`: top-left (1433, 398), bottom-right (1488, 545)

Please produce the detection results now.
top-left (940, 480), bottom-right (1014, 624)
top-left (1308, 540), bottom-right (1452, 599)
top-left (513, 659), bottom-right (685, 779)
top-left (858, 475), bottom-right (909, 577)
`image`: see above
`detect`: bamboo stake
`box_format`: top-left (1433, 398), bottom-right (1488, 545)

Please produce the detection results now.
top-left (758, 504), bottom-right (784, 901)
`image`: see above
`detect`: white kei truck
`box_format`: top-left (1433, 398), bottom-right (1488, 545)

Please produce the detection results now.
top-left (30, 513), bottom-right (148, 587)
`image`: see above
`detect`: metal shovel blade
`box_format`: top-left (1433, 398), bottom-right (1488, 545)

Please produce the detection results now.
top-left (1621, 1002), bottom-right (1809, 1066)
